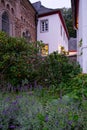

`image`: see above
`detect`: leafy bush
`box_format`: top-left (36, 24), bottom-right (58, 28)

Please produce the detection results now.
top-left (81, 100), bottom-right (87, 130)
top-left (0, 31), bottom-right (44, 89)
top-left (0, 32), bottom-right (30, 87)
top-left (0, 31), bottom-right (81, 91)
top-left (38, 52), bottom-right (81, 87)
top-left (67, 74), bottom-right (87, 101)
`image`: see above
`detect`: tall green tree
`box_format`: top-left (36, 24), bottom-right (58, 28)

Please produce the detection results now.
top-left (61, 8), bottom-right (76, 38)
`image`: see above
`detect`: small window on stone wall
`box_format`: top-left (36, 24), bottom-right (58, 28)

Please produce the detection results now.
top-left (23, 32), bottom-right (25, 37)
top-left (22, 31), bottom-right (31, 42)
top-left (6, 4), bottom-right (10, 10)
top-left (2, 12), bottom-right (9, 35)
top-left (1, 0), bottom-right (5, 6)
top-left (11, 8), bottom-right (14, 14)
top-left (21, 16), bottom-right (23, 21)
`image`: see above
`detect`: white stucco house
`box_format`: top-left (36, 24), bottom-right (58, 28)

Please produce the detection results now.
top-left (71, 0), bottom-right (87, 73)
top-left (33, 1), bottom-right (69, 55)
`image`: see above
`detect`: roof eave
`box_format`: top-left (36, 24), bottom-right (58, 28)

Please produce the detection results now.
top-left (71, 0), bottom-right (79, 29)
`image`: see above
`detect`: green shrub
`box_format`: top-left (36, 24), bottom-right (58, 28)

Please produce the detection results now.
top-left (0, 31), bottom-right (44, 89)
top-left (0, 32), bottom-right (30, 87)
top-left (0, 31), bottom-right (81, 91)
top-left (38, 52), bottom-right (81, 87)
top-left (67, 74), bottom-right (87, 101)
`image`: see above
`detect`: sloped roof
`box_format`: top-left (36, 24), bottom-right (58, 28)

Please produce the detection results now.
top-left (33, 1), bottom-right (53, 15)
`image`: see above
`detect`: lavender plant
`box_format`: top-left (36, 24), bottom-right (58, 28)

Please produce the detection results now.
top-left (0, 93), bottom-right (44, 130)
top-left (0, 92), bottom-right (86, 130)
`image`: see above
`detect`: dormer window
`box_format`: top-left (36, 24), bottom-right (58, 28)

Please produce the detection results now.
top-left (40, 19), bottom-right (48, 33)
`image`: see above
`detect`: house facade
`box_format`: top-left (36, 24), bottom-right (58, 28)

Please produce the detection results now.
top-left (0, 0), bottom-right (37, 42)
top-left (71, 0), bottom-right (87, 73)
top-left (33, 1), bottom-right (69, 55)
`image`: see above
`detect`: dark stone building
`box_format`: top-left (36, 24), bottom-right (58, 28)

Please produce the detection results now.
top-left (0, 0), bottom-right (37, 42)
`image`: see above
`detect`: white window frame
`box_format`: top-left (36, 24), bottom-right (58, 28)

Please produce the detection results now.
top-left (40, 19), bottom-right (49, 33)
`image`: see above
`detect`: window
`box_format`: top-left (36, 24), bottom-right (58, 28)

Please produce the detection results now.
top-left (1, 0), bottom-right (5, 6)
top-left (11, 8), bottom-right (14, 14)
top-left (6, 4), bottom-right (10, 10)
top-left (40, 19), bottom-right (48, 32)
top-left (22, 31), bottom-right (31, 42)
top-left (42, 44), bottom-right (49, 56)
top-left (2, 12), bottom-right (9, 35)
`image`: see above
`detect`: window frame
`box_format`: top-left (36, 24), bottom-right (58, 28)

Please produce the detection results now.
top-left (40, 19), bottom-right (49, 33)
top-left (22, 30), bottom-right (31, 42)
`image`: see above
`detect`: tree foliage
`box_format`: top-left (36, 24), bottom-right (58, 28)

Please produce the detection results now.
top-left (38, 52), bottom-right (81, 87)
top-left (0, 31), bottom-right (44, 87)
top-left (0, 31), bottom-right (80, 90)
top-left (61, 8), bottom-right (76, 38)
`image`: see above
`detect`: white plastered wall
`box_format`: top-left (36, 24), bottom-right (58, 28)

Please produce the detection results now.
top-left (37, 13), bottom-right (68, 54)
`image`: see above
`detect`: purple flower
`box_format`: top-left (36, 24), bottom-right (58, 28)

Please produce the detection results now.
top-left (37, 108), bottom-right (40, 112)
top-left (12, 100), bottom-right (18, 105)
top-left (2, 108), bottom-right (9, 115)
top-left (68, 120), bottom-right (73, 125)
top-left (0, 125), bottom-right (3, 128)
top-left (24, 85), bottom-right (28, 91)
top-left (58, 107), bottom-right (61, 112)
top-left (2, 110), bottom-right (6, 115)
top-left (55, 121), bottom-right (59, 126)
top-left (45, 115), bottom-right (49, 122)
top-left (34, 80), bottom-right (37, 88)
top-left (16, 95), bottom-right (22, 99)
top-left (9, 125), bottom-right (16, 129)
top-left (32, 101), bottom-right (35, 105)
top-left (30, 84), bottom-right (33, 91)
top-left (4, 97), bottom-right (10, 102)
top-left (38, 85), bottom-right (43, 90)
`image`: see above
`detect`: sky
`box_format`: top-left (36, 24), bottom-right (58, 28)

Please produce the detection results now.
top-left (30, 0), bottom-right (71, 9)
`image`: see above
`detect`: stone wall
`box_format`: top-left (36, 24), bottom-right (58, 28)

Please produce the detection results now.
top-left (0, 0), bottom-right (37, 42)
